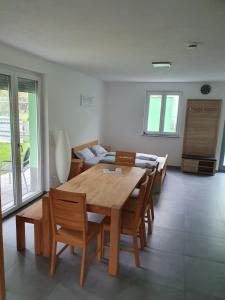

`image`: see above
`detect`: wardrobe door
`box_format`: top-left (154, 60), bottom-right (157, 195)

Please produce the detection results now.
top-left (183, 100), bottom-right (221, 156)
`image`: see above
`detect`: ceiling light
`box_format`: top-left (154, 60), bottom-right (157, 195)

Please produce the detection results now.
top-left (152, 62), bottom-right (171, 68)
top-left (186, 42), bottom-right (199, 49)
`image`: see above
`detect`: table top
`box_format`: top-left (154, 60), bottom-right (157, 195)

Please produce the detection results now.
top-left (58, 163), bottom-right (146, 209)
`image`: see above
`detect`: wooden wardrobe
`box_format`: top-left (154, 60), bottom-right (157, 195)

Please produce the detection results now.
top-left (182, 99), bottom-right (221, 175)
top-left (0, 190), bottom-right (5, 300)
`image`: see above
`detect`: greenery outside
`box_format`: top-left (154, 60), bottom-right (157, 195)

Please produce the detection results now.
top-left (0, 142), bottom-right (29, 161)
top-left (0, 89), bottom-right (30, 174)
top-left (147, 94), bottom-right (179, 133)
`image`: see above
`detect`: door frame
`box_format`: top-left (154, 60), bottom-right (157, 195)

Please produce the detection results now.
top-left (219, 121), bottom-right (225, 172)
top-left (0, 64), bottom-right (43, 217)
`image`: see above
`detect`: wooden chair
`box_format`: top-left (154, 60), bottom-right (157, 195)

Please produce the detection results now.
top-left (115, 151), bottom-right (136, 166)
top-left (49, 189), bottom-right (102, 287)
top-left (0, 147), bottom-right (30, 192)
top-left (123, 168), bottom-right (157, 239)
top-left (101, 179), bottom-right (147, 267)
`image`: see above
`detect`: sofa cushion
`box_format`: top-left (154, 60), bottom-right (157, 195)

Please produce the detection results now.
top-left (90, 145), bottom-right (107, 156)
top-left (105, 151), bottom-right (116, 156)
top-left (136, 153), bottom-right (158, 161)
top-left (99, 156), bottom-right (115, 164)
top-left (75, 148), bottom-right (95, 161)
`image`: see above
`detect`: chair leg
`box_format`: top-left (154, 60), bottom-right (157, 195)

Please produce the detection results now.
top-left (9, 171), bottom-right (12, 184)
top-left (97, 231), bottom-right (102, 261)
top-left (147, 209), bottom-right (152, 235)
top-left (22, 171), bottom-right (29, 192)
top-left (80, 246), bottom-right (87, 287)
top-left (139, 220), bottom-right (146, 250)
top-left (132, 235), bottom-right (140, 267)
top-left (69, 246), bottom-right (75, 255)
top-left (49, 240), bottom-right (57, 276)
top-left (150, 196), bottom-right (154, 220)
top-left (101, 229), bottom-right (105, 259)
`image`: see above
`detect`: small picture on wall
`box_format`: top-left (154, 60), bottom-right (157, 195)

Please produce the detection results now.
top-left (80, 94), bottom-right (94, 107)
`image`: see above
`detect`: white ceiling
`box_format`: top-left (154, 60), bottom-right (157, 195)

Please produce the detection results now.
top-left (0, 0), bottom-right (225, 82)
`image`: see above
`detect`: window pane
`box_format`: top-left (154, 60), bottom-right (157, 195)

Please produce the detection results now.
top-left (147, 95), bottom-right (162, 132)
top-left (0, 74), bottom-right (15, 212)
top-left (17, 77), bottom-right (41, 202)
top-left (163, 95), bottom-right (179, 133)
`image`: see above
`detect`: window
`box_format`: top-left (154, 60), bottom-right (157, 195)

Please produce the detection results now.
top-left (144, 92), bottom-right (180, 136)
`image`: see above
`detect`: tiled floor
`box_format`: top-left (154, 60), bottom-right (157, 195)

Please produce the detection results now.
top-left (2, 169), bottom-right (225, 300)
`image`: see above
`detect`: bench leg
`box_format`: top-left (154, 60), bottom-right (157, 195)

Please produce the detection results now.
top-left (34, 222), bottom-right (42, 256)
top-left (16, 216), bottom-right (25, 252)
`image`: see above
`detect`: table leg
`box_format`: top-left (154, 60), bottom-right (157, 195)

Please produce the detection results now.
top-left (109, 206), bottom-right (121, 276)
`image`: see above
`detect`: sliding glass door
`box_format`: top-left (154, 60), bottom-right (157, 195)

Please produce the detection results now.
top-left (17, 77), bottom-right (41, 203)
top-left (0, 74), bottom-right (15, 212)
top-left (0, 68), bottom-right (42, 215)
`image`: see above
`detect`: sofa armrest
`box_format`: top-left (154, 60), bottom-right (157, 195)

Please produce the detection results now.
top-left (69, 158), bottom-right (84, 179)
top-left (102, 145), bottom-right (111, 152)
top-left (71, 158), bottom-right (84, 163)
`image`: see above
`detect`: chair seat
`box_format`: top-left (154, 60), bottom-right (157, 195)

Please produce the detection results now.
top-left (130, 188), bottom-right (140, 198)
top-left (56, 221), bottom-right (101, 246)
top-left (103, 212), bottom-right (136, 235)
top-left (0, 164), bottom-right (12, 172)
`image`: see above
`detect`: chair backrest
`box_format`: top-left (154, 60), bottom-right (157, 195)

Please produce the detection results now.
top-left (49, 188), bottom-right (88, 236)
top-left (133, 178), bottom-right (148, 228)
top-left (143, 168), bottom-right (156, 210)
top-left (23, 147), bottom-right (30, 168)
top-left (115, 151), bottom-right (136, 166)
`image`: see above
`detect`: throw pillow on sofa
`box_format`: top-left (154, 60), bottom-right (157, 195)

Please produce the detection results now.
top-left (75, 148), bottom-right (95, 161)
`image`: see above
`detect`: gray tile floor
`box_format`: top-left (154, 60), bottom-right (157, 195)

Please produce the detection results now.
top-left (2, 169), bottom-right (225, 300)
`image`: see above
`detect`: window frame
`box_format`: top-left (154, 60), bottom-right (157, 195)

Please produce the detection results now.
top-left (144, 91), bottom-right (181, 137)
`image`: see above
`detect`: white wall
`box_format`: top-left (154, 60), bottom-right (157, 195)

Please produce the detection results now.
top-left (0, 42), bottom-right (105, 188)
top-left (1, 42), bottom-right (224, 187)
top-left (102, 82), bottom-right (225, 167)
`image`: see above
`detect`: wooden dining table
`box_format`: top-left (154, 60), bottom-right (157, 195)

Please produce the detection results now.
top-left (41, 163), bottom-right (146, 276)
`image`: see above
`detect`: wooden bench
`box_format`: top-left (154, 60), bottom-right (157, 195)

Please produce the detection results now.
top-left (16, 199), bottom-right (43, 256)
